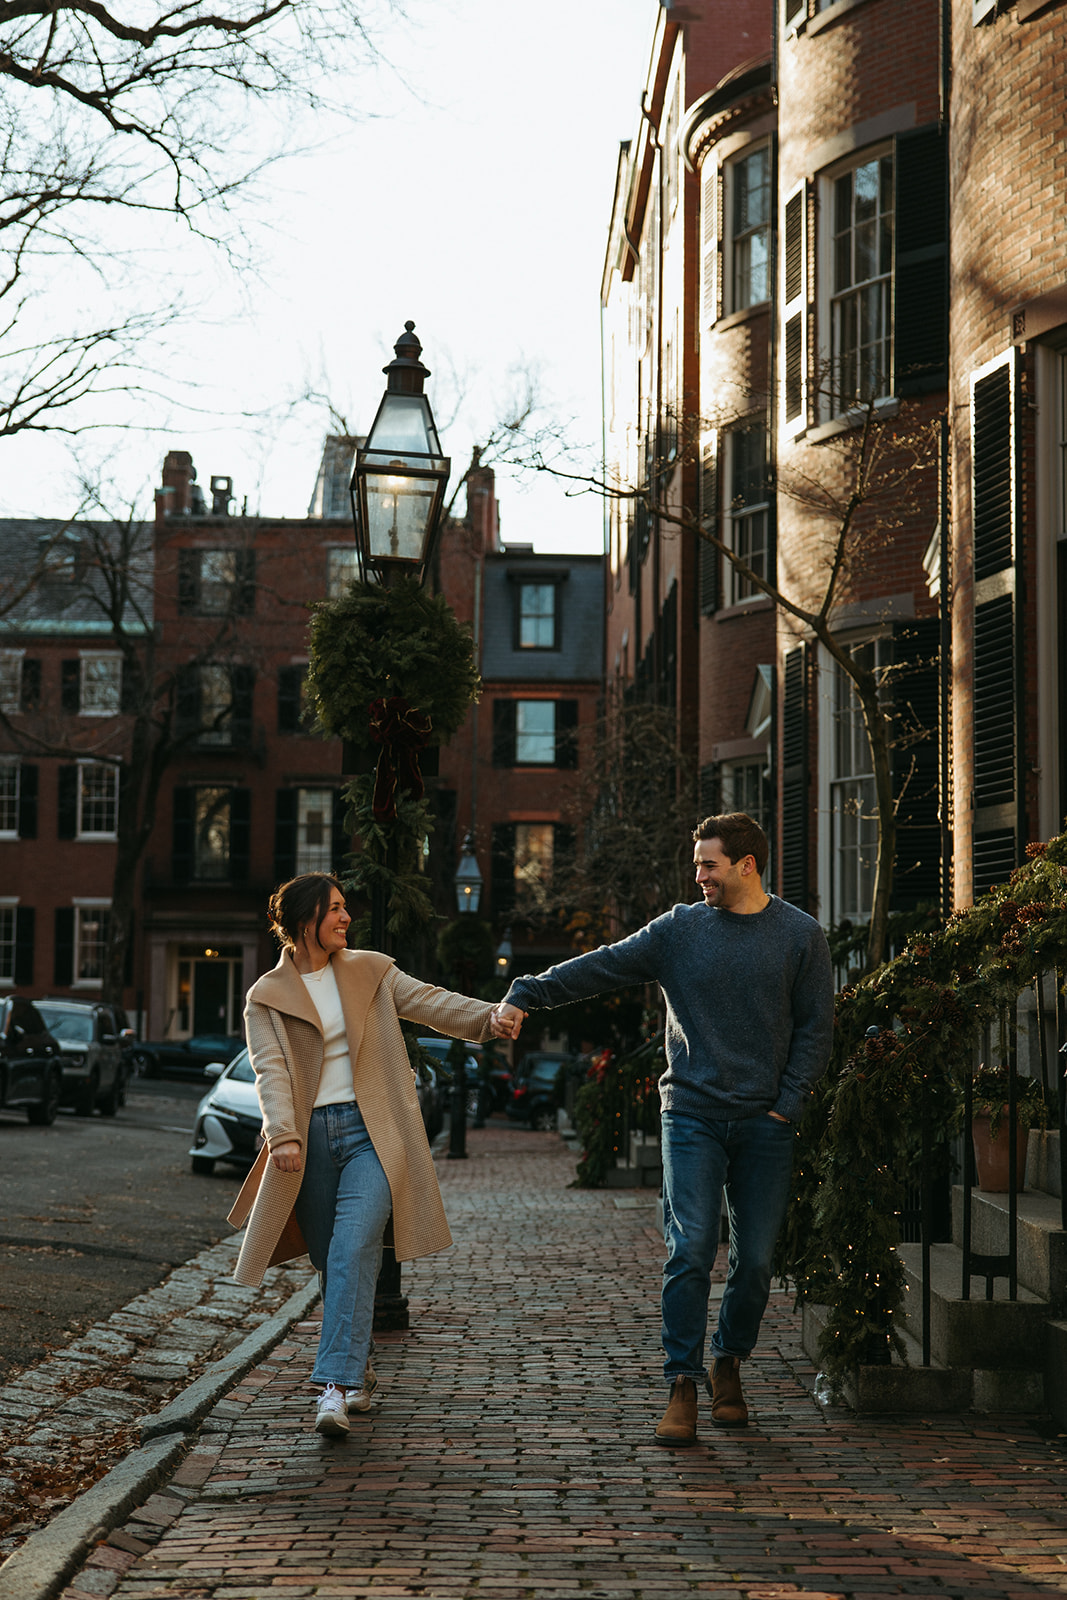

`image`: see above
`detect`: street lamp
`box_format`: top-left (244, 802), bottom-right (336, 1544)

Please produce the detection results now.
top-left (350, 322), bottom-right (451, 587)
top-left (454, 832), bottom-right (484, 916)
top-left (495, 928), bottom-right (513, 979)
top-left (448, 833), bottom-right (483, 1159)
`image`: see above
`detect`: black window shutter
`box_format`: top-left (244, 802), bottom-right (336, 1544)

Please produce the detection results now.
top-left (890, 618), bottom-right (941, 910)
top-left (492, 700), bottom-right (516, 767)
top-left (120, 657), bottom-right (139, 714)
top-left (274, 789), bottom-right (298, 882)
top-left (332, 789), bottom-right (349, 870)
top-left (177, 549), bottom-right (199, 613)
top-left (782, 188), bottom-right (806, 425)
top-left (61, 659), bottom-right (80, 713)
top-left (699, 761), bottom-right (723, 817)
top-left (57, 765), bottom-right (78, 838)
top-left (972, 829), bottom-right (1018, 900)
top-left (780, 647), bottom-right (809, 909)
top-left (14, 906), bottom-right (34, 985)
top-left (230, 666), bottom-right (255, 746)
top-left (123, 913), bottom-right (134, 986)
top-left (893, 125), bottom-right (948, 397)
top-left (972, 594), bottom-right (1016, 810)
top-left (553, 823), bottom-right (576, 891)
top-left (230, 787), bottom-right (251, 882)
top-left (555, 700), bottom-right (579, 769)
top-left (972, 364), bottom-right (1013, 581)
top-left (235, 550), bottom-right (256, 615)
top-left (175, 664), bottom-right (200, 738)
top-left (490, 823), bottom-right (517, 921)
top-left (277, 665), bottom-right (305, 733)
top-left (18, 763), bottom-right (37, 838)
top-left (54, 906), bottom-right (75, 987)
top-left (20, 659), bottom-right (41, 712)
top-left (699, 440), bottom-right (720, 615)
top-left (172, 786), bottom-right (194, 883)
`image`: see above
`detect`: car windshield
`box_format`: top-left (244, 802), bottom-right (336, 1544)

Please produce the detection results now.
top-left (225, 1051), bottom-right (256, 1084)
top-left (190, 1035), bottom-right (235, 1051)
top-left (36, 1008), bottom-right (93, 1042)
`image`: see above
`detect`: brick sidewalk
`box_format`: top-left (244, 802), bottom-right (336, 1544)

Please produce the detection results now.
top-left (61, 1126), bottom-right (1067, 1600)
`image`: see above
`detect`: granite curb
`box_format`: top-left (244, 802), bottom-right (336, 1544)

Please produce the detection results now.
top-left (0, 1272), bottom-right (319, 1600)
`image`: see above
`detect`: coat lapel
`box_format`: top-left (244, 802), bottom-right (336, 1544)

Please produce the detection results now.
top-left (246, 949), bottom-right (322, 1032)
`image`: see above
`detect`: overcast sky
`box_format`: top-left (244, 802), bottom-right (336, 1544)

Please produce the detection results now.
top-left (4, 0), bottom-right (656, 554)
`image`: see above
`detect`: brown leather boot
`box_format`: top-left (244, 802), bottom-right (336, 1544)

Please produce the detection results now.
top-left (707, 1356), bottom-right (748, 1427)
top-left (654, 1376), bottom-right (698, 1447)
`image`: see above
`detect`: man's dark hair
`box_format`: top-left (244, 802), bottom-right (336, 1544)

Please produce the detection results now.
top-left (692, 812), bottom-right (769, 876)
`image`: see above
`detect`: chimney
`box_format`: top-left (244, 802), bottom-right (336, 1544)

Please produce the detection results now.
top-left (156, 450), bottom-right (198, 522)
top-left (210, 475), bottom-right (234, 516)
top-left (465, 448), bottom-right (500, 554)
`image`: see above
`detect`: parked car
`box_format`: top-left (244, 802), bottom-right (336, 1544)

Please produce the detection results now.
top-left (35, 998), bottom-right (132, 1116)
top-left (506, 1052), bottom-right (572, 1131)
top-left (189, 1048), bottom-right (264, 1175)
top-left (126, 1032), bottom-right (244, 1080)
top-left (416, 1036), bottom-right (479, 1127)
top-left (0, 996), bottom-right (62, 1125)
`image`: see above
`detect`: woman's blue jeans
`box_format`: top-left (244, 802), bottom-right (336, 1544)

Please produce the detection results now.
top-left (660, 1109), bottom-right (795, 1383)
top-left (293, 1102), bottom-right (393, 1389)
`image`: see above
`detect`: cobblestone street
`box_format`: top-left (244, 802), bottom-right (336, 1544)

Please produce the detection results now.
top-left (49, 1127), bottom-right (1067, 1599)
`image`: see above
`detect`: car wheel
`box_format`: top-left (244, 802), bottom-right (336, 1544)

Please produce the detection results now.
top-left (97, 1068), bottom-right (126, 1117)
top-left (129, 1050), bottom-right (157, 1079)
top-left (529, 1105), bottom-right (555, 1132)
top-left (191, 1155), bottom-right (216, 1175)
top-left (74, 1072), bottom-right (99, 1117)
top-left (27, 1067), bottom-right (61, 1127)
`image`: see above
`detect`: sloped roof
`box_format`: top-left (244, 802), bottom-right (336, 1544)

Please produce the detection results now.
top-left (0, 519), bottom-right (154, 637)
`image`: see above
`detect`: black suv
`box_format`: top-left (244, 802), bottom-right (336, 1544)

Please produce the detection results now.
top-left (506, 1053), bottom-right (572, 1131)
top-left (35, 999), bottom-right (132, 1116)
top-left (0, 996), bottom-right (62, 1125)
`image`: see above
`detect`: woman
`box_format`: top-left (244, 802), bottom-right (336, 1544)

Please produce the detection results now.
top-left (228, 872), bottom-right (507, 1437)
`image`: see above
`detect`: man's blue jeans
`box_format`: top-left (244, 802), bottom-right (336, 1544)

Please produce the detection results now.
top-left (660, 1109), bottom-right (795, 1383)
top-left (293, 1101), bottom-right (392, 1389)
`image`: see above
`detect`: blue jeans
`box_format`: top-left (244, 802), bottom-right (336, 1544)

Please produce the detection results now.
top-left (660, 1109), bottom-right (795, 1383)
top-left (293, 1102), bottom-right (393, 1389)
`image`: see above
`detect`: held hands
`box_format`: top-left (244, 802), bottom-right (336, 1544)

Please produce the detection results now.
top-left (490, 1004), bottom-right (526, 1040)
top-left (271, 1140), bottom-right (303, 1173)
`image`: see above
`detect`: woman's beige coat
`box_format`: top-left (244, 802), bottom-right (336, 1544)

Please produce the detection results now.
top-left (228, 948), bottom-right (495, 1287)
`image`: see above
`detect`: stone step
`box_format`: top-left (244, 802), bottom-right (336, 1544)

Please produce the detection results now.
top-left (1028, 1129), bottom-right (1065, 1200)
top-left (899, 1242), bottom-right (1049, 1372)
top-left (949, 1183), bottom-right (1067, 1307)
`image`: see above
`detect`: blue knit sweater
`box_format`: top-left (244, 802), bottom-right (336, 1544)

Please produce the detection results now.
top-left (504, 896), bottom-right (834, 1124)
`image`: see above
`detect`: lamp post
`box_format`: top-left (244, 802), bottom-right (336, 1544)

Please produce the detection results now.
top-left (494, 928), bottom-right (513, 981)
top-left (350, 322), bottom-right (450, 588)
top-left (349, 321), bottom-right (450, 1328)
top-left (448, 833), bottom-right (483, 1159)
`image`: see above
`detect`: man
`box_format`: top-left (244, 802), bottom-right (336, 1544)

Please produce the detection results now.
top-left (491, 812), bottom-right (834, 1447)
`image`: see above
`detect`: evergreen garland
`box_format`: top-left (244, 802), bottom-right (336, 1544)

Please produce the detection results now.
top-left (778, 830), bottom-right (1067, 1383)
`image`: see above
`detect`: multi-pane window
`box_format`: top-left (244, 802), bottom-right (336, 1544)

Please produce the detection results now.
top-left (831, 153), bottom-right (894, 410)
top-left (296, 788), bottom-right (334, 873)
top-left (74, 903), bottom-right (110, 986)
top-left (724, 423), bottom-right (769, 603)
top-left (193, 788), bottom-right (232, 880)
top-left (514, 823), bottom-right (555, 898)
top-left (177, 548), bottom-right (255, 615)
top-left (518, 583), bottom-right (556, 649)
top-left (0, 902), bottom-right (15, 983)
top-left (830, 639), bottom-right (888, 920)
top-left (720, 759), bottom-right (770, 836)
top-left (80, 653), bottom-right (122, 715)
top-left (199, 666), bottom-right (234, 746)
top-left (0, 761), bottom-right (18, 835)
top-left (77, 763), bottom-right (119, 837)
top-left (730, 146), bottom-right (771, 312)
top-left (327, 546), bottom-right (357, 599)
top-left (0, 652), bottom-right (21, 712)
top-left (515, 701), bottom-right (556, 764)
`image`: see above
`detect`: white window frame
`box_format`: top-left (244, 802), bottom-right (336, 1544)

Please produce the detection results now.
top-left (819, 146), bottom-right (895, 421)
top-left (722, 422), bottom-right (770, 606)
top-left (515, 700), bottom-right (556, 765)
top-left (0, 758), bottom-right (18, 837)
top-left (295, 788), bottom-right (335, 874)
top-left (72, 899), bottom-right (111, 990)
top-left (0, 896), bottom-right (16, 987)
top-left (0, 649), bottom-right (23, 714)
top-left (817, 636), bottom-right (890, 925)
top-left (518, 583), bottom-right (557, 650)
top-left (726, 143), bottom-right (772, 315)
top-left (76, 761), bottom-right (119, 840)
top-left (79, 651), bottom-right (122, 716)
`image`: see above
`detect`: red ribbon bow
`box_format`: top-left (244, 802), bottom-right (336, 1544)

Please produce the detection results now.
top-left (368, 696), bottom-right (432, 822)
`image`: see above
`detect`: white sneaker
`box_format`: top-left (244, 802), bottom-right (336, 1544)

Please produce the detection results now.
top-left (346, 1357), bottom-right (378, 1413)
top-left (315, 1382), bottom-right (349, 1437)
